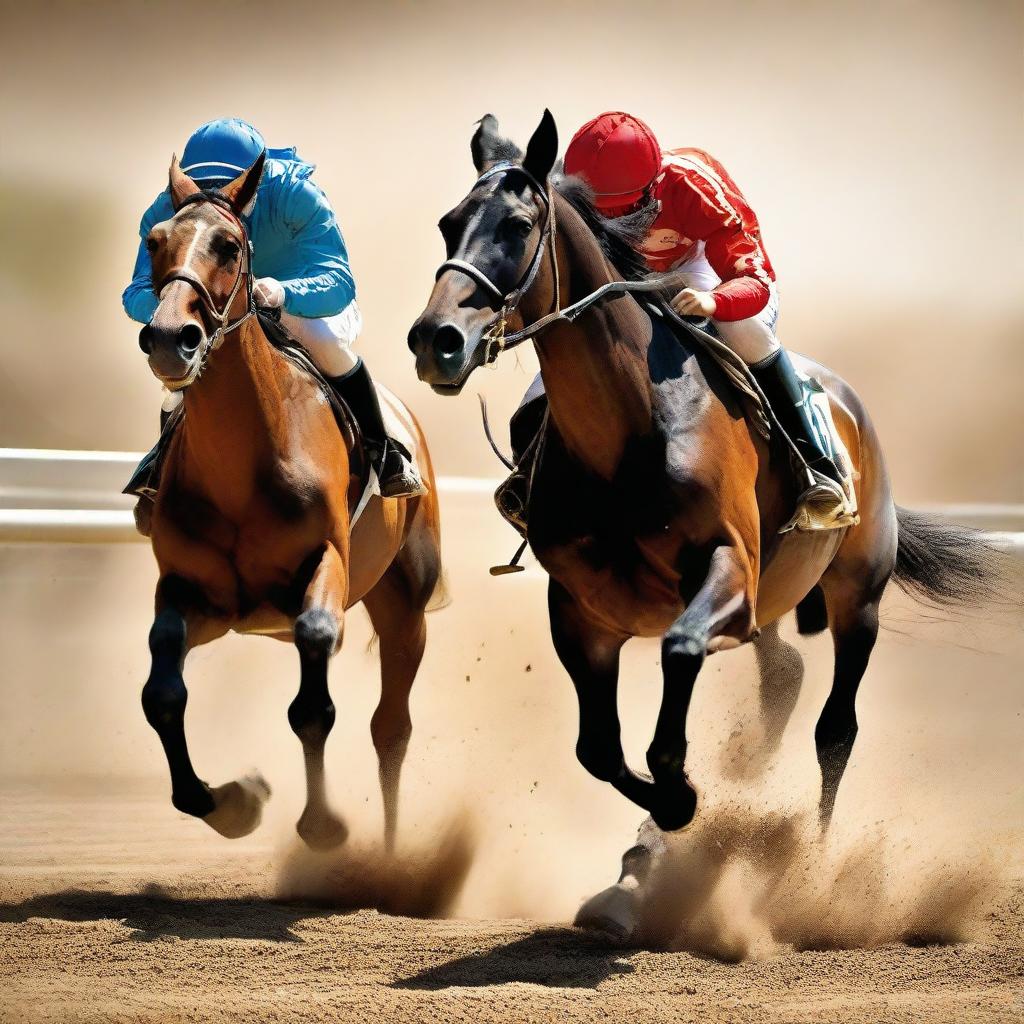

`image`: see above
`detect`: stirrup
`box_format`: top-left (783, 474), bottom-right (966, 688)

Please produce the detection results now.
top-left (375, 438), bottom-right (425, 499)
top-left (494, 473), bottom-right (529, 536)
top-left (490, 538), bottom-right (528, 576)
top-left (780, 469), bottom-right (859, 534)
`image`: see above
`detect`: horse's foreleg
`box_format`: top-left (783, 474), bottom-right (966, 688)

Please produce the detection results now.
top-left (814, 596), bottom-right (879, 828)
top-left (143, 586), bottom-right (268, 838)
top-left (364, 562), bottom-right (429, 852)
top-left (290, 541), bottom-right (348, 850)
top-left (143, 606), bottom-right (214, 818)
top-left (647, 544), bottom-right (754, 831)
top-left (548, 580), bottom-right (654, 808)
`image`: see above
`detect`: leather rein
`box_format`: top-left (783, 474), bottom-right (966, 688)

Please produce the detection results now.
top-left (153, 190), bottom-right (257, 390)
top-left (434, 164), bottom-right (697, 363)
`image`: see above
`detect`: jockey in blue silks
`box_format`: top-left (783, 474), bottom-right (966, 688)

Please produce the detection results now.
top-left (123, 117), bottom-right (422, 498)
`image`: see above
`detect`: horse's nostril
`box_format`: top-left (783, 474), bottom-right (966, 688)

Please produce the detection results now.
top-left (138, 325), bottom-right (154, 355)
top-left (407, 325), bottom-right (421, 354)
top-left (434, 324), bottom-right (465, 358)
top-left (178, 323), bottom-right (203, 354)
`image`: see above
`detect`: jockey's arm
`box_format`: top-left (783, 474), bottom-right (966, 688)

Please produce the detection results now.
top-left (122, 193), bottom-right (173, 324)
top-left (272, 178), bottom-right (356, 319)
top-left (701, 227), bottom-right (771, 322)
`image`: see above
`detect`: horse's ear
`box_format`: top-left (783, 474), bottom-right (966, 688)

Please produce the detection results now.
top-left (471, 114), bottom-right (503, 172)
top-left (523, 109), bottom-right (558, 184)
top-left (219, 151), bottom-right (266, 213)
top-left (168, 154), bottom-right (201, 210)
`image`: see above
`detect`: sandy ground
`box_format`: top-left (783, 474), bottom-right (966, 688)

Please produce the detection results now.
top-left (1, 519), bottom-right (1022, 1023)
top-left (0, 780), bottom-right (1022, 1024)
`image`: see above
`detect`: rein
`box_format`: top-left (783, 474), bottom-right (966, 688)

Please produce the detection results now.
top-left (154, 190), bottom-right (257, 390)
top-left (434, 163), bottom-right (694, 362)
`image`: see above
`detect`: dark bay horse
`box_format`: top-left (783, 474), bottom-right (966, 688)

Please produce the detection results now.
top-left (408, 112), bottom-right (1003, 854)
top-left (139, 154), bottom-right (443, 849)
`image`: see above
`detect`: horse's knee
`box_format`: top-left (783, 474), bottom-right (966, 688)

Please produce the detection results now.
top-left (294, 608), bottom-right (339, 662)
top-left (661, 628), bottom-right (706, 678)
top-left (143, 611), bottom-right (188, 730)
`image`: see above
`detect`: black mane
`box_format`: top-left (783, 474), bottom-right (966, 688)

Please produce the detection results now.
top-left (551, 168), bottom-right (653, 282)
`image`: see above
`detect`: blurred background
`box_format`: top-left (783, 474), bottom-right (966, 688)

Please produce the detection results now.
top-left (0, 0), bottom-right (1021, 922)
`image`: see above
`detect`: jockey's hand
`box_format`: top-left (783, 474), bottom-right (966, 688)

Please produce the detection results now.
top-left (671, 288), bottom-right (717, 319)
top-left (254, 277), bottom-right (285, 308)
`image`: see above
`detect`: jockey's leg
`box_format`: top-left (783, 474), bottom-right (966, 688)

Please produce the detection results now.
top-left (280, 303), bottom-right (423, 499)
top-left (494, 373), bottom-right (547, 534)
top-left (713, 289), bottom-right (848, 525)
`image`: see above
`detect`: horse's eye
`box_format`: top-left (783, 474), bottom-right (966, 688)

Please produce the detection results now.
top-left (146, 236), bottom-right (159, 255)
top-left (508, 217), bottom-right (533, 238)
top-left (213, 237), bottom-right (240, 264)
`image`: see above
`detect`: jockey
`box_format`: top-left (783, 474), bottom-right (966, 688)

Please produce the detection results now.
top-left (123, 118), bottom-right (422, 499)
top-left (505, 111), bottom-right (851, 533)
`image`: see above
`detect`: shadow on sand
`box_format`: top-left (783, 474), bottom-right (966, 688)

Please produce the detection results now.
top-left (0, 887), bottom-right (335, 943)
top-left (394, 927), bottom-right (634, 990)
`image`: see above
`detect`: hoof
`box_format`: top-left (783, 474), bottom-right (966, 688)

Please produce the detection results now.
top-left (649, 783), bottom-right (698, 833)
top-left (203, 771), bottom-right (271, 839)
top-left (296, 807), bottom-right (349, 850)
top-left (574, 883), bottom-right (638, 942)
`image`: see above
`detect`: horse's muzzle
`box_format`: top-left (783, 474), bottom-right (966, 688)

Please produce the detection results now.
top-left (407, 317), bottom-right (478, 394)
top-left (140, 321), bottom-right (205, 387)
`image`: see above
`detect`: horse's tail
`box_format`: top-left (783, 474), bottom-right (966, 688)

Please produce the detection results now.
top-left (891, 505), bottom-right (1010, 608)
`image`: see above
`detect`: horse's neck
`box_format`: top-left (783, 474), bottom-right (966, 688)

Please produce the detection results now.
top-left (530, 200), bottom-right (652, 481)
top-left (179, 321), bottom-right (288, 509)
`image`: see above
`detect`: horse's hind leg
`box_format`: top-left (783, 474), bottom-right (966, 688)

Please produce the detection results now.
top-left (143, 577), bottom-right (269, 838)
top-left (813, 591), bottom-right (880, 828)
top-left (290, 542), bottom-right (349, 850)
top-left (725, 619), bottom-right (804, 780)
top-left (362, 529), bottom-right (438, 851)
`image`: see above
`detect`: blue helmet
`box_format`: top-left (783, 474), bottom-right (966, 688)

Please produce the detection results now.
top-left (180, 118), bottom-right (266, 185)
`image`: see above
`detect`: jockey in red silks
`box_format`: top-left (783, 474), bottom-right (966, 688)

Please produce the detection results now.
top-left (510, 111), bottom-right (852, 531)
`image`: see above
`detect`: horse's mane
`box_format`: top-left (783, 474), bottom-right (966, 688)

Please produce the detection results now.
top-left (474, 117), bottom-right (652, 283)
top-left (550, 166), bottom-right (653, 283)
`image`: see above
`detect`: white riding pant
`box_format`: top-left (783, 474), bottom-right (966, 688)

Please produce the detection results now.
top-left (161, 300), bottom-right (363, 412)
top-left (670, 242), bottom-right (780, 364)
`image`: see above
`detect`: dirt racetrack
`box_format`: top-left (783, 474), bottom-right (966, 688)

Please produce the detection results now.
top-left (1, 780), bottom-right (1022, 1024)
top-left (1, 531), bottom-right (1022, 1024)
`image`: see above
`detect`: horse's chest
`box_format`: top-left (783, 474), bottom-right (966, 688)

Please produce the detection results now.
top-left (528, 438), bottom-right (689, 634)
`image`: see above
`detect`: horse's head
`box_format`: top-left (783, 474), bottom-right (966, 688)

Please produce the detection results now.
top-left (408, 111), bottom-right (559, 394)
top-left (138, 153), bottom-right (265, 389)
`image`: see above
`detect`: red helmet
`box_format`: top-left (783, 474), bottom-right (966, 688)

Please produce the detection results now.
top-left (564, 112), bottom-right (662, 211)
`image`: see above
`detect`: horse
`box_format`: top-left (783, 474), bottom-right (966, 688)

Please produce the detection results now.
top-left (407, 111), bottom-right (1004, 926)
top-left (136, 153), bottom-right (443, 851)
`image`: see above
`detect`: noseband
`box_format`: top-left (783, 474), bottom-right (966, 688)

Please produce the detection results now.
top-left (153, 190), bottom-right (256, 389)
top-left (434, 163), bottom-right (560, 364)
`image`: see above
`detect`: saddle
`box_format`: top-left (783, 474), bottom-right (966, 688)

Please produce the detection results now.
top-left (495, 297), bottom-right (857, 539)
top-left (124, 309), bottom-right (372, 523)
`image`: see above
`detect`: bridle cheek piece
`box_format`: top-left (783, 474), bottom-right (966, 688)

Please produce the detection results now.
top-left (153, 190), bottom-right (256, 389)
top-left (434, 163), bottom-right (560, 365)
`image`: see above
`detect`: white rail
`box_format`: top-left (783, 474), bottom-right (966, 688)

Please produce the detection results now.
top-left (0, 448), bottom-right (1022, 548)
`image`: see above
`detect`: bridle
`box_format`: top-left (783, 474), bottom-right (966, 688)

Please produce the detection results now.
top-left (434, 162), bottom-right (560, 365)
top-left (432, 163), bottom-right (686, 365)
top-left (153, 190), bottom-right (256, 389)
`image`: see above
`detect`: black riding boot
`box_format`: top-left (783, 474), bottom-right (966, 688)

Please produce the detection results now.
top-left (329, 359), bottom-right (423, 498)
top-left (749, 349), bottom-right (844, 486)
top-left (494, 395), bottom-right (548, 536)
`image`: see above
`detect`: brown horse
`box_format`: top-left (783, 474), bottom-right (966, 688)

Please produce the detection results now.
top-left (138, 154), bottom-right (443, 850)
top-left (408, 112), bottom-right (1002, 857)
